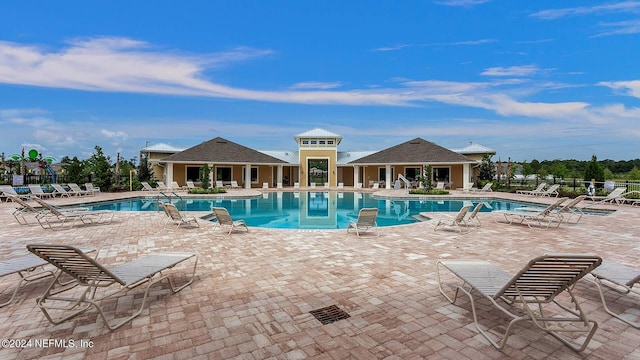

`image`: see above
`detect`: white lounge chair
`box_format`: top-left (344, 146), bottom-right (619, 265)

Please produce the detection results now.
top-left (499, 197), bottom-right (567, 228)
top-left (516, 182), bottom-right (546, 196)
top-left (372, 183), bottom-right (379, 190)
top-left (68, 183), bottom-right (90, 196)
top-left (211, 207), bottom-right (248, 235)
top-left (293, 182), bottom-right (300, 189)
top-left (537, 184), bottom-right (560, 197)
top-left (347, 208), bottom-right (379, 237)
top-left (437, 254), bottom-right (602, 351)
top-left (587, 187), bottom-right (626, 205)
top-left (433, 205), bottom-right (472, 234)
top-left (1, 185), bottom-right (30, 201)
top-left (28, 184), bottom-right (55, 198)
top-left (186, 180), bottom-right (196, 190)
top-left (262, 182), bottom-right (269, 189)
top-left (556, 195), bottom-right (587, 224)
top-left (159, 202), bottom-right (199, 229)
top-left (230, 181), bottom-right (240, 189)
top-left (156, 181), bottom-right (168, 191)
top-left (51, 184), bottom-right (72, 197)
top-left (589, 261), bottom-right (639, 328)
top-left (338, 182), bottom-right (344, 189)
top-left (140, 181), bottom-right (155, 191)
top-left (84, 183), bottom-right (101, 194)
top-left (216, 180), bottom-right (224, 188)
top-left (469, 182), bottom-right (493, 192)
top-left (6, 195), bottom-right (46, 225)
top-left (435, 182), bottom-right (446, 190)
top-left (27, 244), bottom-right (197, 331)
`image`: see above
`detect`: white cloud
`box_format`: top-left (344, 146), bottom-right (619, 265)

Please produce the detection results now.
top-left (434, 0), bottom-right (492, 7)
top-left (599, 80), bottom-right (640, 98)
top-left (481, 65), bottom-right (541, 77)
top-left (593, 19), bottom-right (640, 37)
top-left (531, 1), bottom-right (640, 20)
top-left (290, 81), bottom-right (342, 90)
top-left (372, 44), bottom-right (410, 52)
top-left (101, 129), bottom-right (129, 139)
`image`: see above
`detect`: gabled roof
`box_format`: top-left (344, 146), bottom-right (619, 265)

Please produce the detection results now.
top-left (451, 142), bottom-right (496, 155)
top-left (141, 143), bottom-right (185, 153)
top-left (162, 137), bottom-right (286, 164)
top-left (350, 138), bottom-right (474, 164)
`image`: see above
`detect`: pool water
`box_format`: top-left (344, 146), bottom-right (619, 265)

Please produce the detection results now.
top-left (84, 192), bottom-right (569, 230)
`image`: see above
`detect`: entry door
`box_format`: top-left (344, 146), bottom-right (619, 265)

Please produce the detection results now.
top-left (308, 159), bottom-right (328, 185)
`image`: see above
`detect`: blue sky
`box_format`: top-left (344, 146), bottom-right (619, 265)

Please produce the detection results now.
top-left (1, 1), bottom-right (639, 163)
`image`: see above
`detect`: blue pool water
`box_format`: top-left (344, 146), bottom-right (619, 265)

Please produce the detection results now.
top-left (83, 192), bottom-right (578, 230)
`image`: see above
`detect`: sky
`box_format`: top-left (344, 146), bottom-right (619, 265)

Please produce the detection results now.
top-left (1, 1), bottom-right (639, 164)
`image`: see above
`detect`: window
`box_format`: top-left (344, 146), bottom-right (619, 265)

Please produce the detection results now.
top-left (302, 140), bottom-right (309, 145)
top-left (216, 167), bottom-right (232, 182)
top-left (405, 167), bottom-right (420, 181)
top-left (327, 140), bottom-right (334, 145)
top-left (186, 166), bottom-right (200, 181)
top-left (242, 167), bottom-right (258, 183)
top-left (310, 140), bottom-right (317, 144)
top-left (319, 140), bottom-right (326, 145)
top-left (433, 167), bottom-right (450, 182)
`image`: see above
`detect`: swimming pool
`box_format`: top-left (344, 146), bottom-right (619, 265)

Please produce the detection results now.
top-left (83, 192), bottom-right (589, 229)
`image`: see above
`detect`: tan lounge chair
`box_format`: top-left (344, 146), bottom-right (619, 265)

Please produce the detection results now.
top-left (27, 244), bottom-right (197, 331)
top-left (32, 197), bottom-right (115, 230)
top-left (437, 254), bottom-right (602, 351)
top-left (211, 207), bottom-right (248, 235)
top-left (433, 205), bottom-right (472, 234)
top-left (556, 195), bottom-right (587, 224)
top-left (159, 202), bottom-right (199, 229)
top-left (6, 195), bottom-right (45, 225)
top-left (347, 208), bottom-right (379, 237)
top-left (589, 261), bottom-right (639, 328)
top-left (465, 202), bottom-right (484, 227)
top-left (499, 197), bottom-right (567, 228)
top-left (0, 247), bottom-right (95, 308)
top-left (537, 183), bottom-right (560, 197)
top-left (587, 187), bottom-right (626, 205)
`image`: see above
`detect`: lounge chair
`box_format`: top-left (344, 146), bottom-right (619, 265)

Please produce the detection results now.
top-left (587, 187), bottom-right (626, 205)
top-left (310, 183), bottom-right (316, 188)
top-left (68, 183), bottom-right (90, 196)
top-left (435, 182), bottom-right (446, 190)
top-left (6, 195), bottom-right (45, 225)
top-left (537, 183), bottom-right (560, 197)
top-left (186, 180), bottom-right (196, 190)
top-left (372, 183), bottom-right (379, 190)
top-left (84, 182), bottom-right (101, 194)
top-left (347, 208), bottom-right (379, 237)
top-left (556, 195), bottom-right (587, 224)
top-left (465, 202), bottom-right (484, 227)
top-left (211, 207), bottom-right (248, 235)
top-left (262, 182), bottom-right (269, 189)
top-left (32, 197), bottom-right (115, 230)
top-left (156, 181), bottom-right (168, 191)
top-left (26, 244), bottom-right (197, 331)
top-left (293, 182), bottom-right (300, 189)
top-left (338, 182), bottom-right (344, 189)
top-left (140, 181), bottom-right (155, 191)
top-left (0, 185), bottom-right (30, 201)
top-left (0, 248), bottom-right (95, 308)
top-left (589, 261), bottom-right (639, 328)
top-left (216, 180), bottom-right (224, 188)
top-left (457, 183), bottom-right (474, 192)
top-left (159, 202), bottom-right (199, 229)
top-left (171, 181), bottom-right (187, 191)
top-left (51, 183), bottom-right (72, 197)
top-left (355, 183), bottom-right (363, 189)
top-left (499, 197), bottom-right (567, 228)
top-left (469, 182), bottom-right (493, 192)
top-left (437, 254), bottom-right (602, 351)
top-left (433, 205), bottom-right (472, 234)
top-left (230, 181), bottom-right (240, 189)
top-left (516, 182), bottom-right (546, 196)
top-left (28, 184), bottom-right (55, 198)
top-left (617, 190), bottom-right (640, 206)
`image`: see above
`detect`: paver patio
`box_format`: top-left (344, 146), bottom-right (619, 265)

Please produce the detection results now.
top-left (0, 190), bottom-right (638, 359)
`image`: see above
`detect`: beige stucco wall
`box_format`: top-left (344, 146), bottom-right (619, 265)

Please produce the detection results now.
top-left (299, 149), bottom-right (337, 187)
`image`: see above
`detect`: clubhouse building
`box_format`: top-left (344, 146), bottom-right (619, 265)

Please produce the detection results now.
top-left (141, 128), bottom-right (495, 190)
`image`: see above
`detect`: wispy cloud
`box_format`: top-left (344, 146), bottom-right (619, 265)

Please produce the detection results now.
top-left (531, 1), bottom-right (640, 20)
top-left (433, 0), bottom-right (492, 7)
top-left (372, 39), bottom-right (495, 52)
top-left (290, 81), bottom-right (342, 90)
top-left (480, 65), bottom-right (542, 77)
top-left (593, 19), bottom-right (640, 37)
top-left (371, 44), bottom-right (410, 52)
top-left (599, 80), bottom-right (640, 98)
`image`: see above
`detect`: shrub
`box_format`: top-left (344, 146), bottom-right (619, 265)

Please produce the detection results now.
top-left (409, 189), bottom-right (449, 195)
top-left (187, 188), bottom-right (226, 194)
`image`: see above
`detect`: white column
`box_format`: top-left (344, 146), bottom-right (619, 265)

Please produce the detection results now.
top-left (166, 163), bottom-right (174, 186)
top-left (245, 164), bottom-right (251, 189)
top-left (353, 166), bottom-right (360, 187)
top-left (385, 164), bottom-right (392, 189)
top-left (463, 163), bottom-right (471, 189)
top-left (277, 165), bottom-right (283, 186)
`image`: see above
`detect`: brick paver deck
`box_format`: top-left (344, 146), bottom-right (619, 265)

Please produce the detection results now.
top-left (0, 190), bottom-right (638, 359)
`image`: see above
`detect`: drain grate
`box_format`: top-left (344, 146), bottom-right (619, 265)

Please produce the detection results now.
top-left (310, 305), bottom-right (350, 325)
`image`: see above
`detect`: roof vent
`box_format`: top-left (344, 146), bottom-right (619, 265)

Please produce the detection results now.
top-left (217, 141), bottom-right (227, 144)
top-left (410, 141), bottom-right (420, 144)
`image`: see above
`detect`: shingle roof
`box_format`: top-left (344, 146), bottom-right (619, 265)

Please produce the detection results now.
top-left (350, 138), bottom-right (474, 164)
top-left (162, 137), bottom-right (286, 164)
